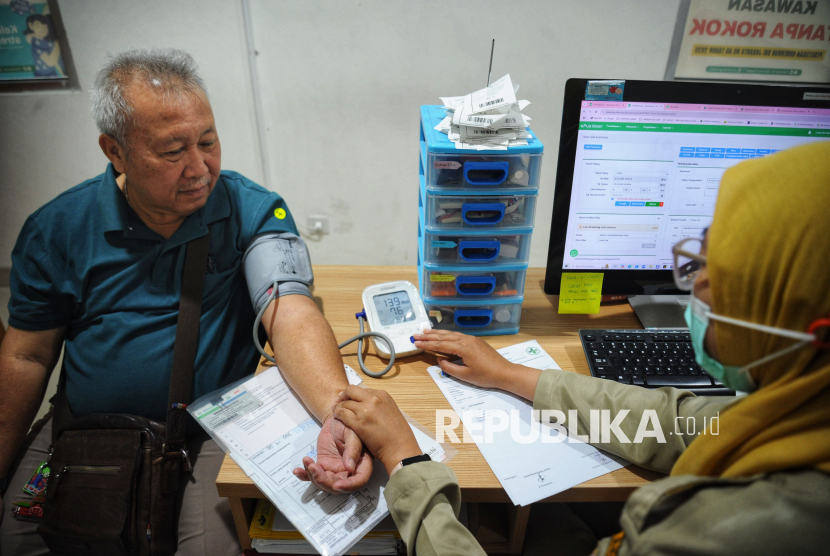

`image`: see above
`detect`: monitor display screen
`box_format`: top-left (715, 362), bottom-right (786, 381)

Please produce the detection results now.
top-left (544, 80), bottom-right (830, 296)
top-left (563, 101), bottom-right (830, 271)
top-left (373, 290), bottom-right (416, 326)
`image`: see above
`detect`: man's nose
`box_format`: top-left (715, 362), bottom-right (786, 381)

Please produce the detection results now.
top-left (182, 146), bottom-right (209, 179)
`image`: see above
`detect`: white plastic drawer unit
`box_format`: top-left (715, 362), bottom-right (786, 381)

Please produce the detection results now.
top-left (424, 299), bottom-right (523, 336)
top-left (420, 105), bottom-right (543, 191)
top-left (417, 258), bottom-right (527, 302)
top-left (420, 175), bottom-right (538, 231)
top-left (419, 223), bottom-right (533, 266)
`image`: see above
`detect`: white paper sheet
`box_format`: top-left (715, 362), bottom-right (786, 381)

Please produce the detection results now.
top-left (433, 115), bottom-right (452, 134)
top-left (466, 73), bottom-right (518, 114)
top-left (458, 125), bottom-right (517, 143)
top-left (436, 74), bottom-right (535, 150)
top-left (457, 103), bottom-right (525, 131)
top-left (455, 142), bottom-right (508, 151)
top-left (190, 365), bottom-right (445, 556)
top-left (439, 95), bottom-right (466, 110)
top-left (428, 340), bottom-right (626, 506)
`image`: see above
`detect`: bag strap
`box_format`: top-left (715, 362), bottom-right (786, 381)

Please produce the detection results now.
top-left (51, 370), bottom-right (72, 444)
top-left (165, 231), bottom-right (210, 450)
top-left (52, 232), bottom-right (211, 447)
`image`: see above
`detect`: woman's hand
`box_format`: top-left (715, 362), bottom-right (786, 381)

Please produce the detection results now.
top-left (412, 330), bottom-right (543, 401)
top-left (332, 386), bottom-right (422, 476)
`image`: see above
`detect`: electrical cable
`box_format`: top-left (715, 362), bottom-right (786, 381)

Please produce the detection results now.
top-left (253, 281), bottom-right (280, 365)
top-left (337, 311), bottom-right (396, 378)
top-left (253, 282), bottom-right (396, 378)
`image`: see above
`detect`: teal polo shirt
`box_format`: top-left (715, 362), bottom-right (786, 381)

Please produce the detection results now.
top-left (9, 164), bottom-right (301, 422)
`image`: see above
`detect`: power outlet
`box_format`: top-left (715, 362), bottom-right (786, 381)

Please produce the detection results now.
top-left (306, 215), bottom-right (330, 234)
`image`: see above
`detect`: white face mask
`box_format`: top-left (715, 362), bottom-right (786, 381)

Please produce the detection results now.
top-left (684, 292), bottom-right (815, 392)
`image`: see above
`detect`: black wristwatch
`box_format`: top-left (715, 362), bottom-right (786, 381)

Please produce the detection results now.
top-left (392, 453), bottom-right (432, 475)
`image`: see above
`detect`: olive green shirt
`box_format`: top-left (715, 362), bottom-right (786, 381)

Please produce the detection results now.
top-left (383, 369), bottom-right (830, 556)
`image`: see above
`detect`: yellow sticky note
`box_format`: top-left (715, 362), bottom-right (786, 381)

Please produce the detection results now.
top-left (558, 273), bottom-right (603, 314)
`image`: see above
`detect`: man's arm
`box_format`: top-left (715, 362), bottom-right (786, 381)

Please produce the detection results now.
top-left (0, 326), bottom-right (65, 481)
top-left (261, 294), bottom-right (372, 492)
top-left (261, 294), bottom-right (347, 422)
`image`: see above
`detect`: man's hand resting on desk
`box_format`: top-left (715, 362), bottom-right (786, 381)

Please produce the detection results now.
top-left (332, 386), bottom-right (422, 476)
top-left (412, 330), bottom-right (544, 401)
top-left (293, 414), bottom-right (373, 493)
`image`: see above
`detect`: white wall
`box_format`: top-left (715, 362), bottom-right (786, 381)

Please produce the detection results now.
top-left (249, 0), bottom-right (681, 267)
top-left (0, 0), bottom-right (682, 270)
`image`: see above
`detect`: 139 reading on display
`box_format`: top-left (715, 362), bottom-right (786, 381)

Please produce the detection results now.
top-left (373, 290), bottom-right (416, 326)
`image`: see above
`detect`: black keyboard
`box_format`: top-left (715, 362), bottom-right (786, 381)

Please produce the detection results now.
top-left (580, 329), bottom-right (735, 396)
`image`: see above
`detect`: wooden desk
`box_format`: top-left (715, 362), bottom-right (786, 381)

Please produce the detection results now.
top-left (216, 266), bottom-right (663, 553)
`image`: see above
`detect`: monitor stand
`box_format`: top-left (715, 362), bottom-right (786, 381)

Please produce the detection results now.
top-left (628, 295), bottom-right (690, 329)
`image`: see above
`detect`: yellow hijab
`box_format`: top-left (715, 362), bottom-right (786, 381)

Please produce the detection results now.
top-left (672, 141), bottom-right (830, 478)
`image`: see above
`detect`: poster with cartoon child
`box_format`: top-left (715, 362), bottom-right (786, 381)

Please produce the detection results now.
top-left (0, 0), bottom-right (67, 80)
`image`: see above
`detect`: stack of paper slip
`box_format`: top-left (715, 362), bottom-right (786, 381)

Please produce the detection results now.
top-left (249, 498), bottom-right (401, 555)
top-left (435, 74), bottom-right (533, 151)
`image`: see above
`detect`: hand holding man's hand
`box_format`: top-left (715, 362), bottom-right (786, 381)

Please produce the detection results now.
top-left (293, 414), bottom-right (372, 493)
top-left (332, 386), bottom-right (422, 476)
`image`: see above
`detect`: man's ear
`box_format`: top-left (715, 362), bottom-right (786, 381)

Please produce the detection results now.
top-left (99, 134), bottom-right (128, 174)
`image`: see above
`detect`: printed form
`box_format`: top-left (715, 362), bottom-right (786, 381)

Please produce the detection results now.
top-left (428, 340), bottom-right (625, 506)
top-left (190, 365), bottom-right (445, 556)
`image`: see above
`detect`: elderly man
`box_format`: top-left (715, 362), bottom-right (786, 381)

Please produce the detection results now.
top-left (0, 48), bottom-right (370, 554)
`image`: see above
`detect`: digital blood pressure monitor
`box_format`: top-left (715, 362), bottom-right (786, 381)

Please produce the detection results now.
top-left (255, 279), bottom-right (431, 379)
top-left (361, 281), bottom-right (430, 359)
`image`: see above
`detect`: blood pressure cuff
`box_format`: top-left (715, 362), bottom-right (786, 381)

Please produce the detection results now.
top-left (242, 232), bottom-right (314, 313)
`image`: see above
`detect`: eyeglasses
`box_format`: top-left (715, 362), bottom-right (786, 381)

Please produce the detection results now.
top-left (672, 237), bottom-right (707, 291)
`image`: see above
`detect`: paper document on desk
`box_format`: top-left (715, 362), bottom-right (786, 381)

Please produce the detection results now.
top-left (428, 340), bottom-right (625, 506)
top-left (189, 365), bottom-right (445, 556)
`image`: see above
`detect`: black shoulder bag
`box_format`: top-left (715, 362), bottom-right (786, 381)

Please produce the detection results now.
top-left (38, 232), bottom-right (210, 556)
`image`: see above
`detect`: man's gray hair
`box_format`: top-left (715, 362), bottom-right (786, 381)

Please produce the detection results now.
top-left (91, 48), bottom-right (208, 147)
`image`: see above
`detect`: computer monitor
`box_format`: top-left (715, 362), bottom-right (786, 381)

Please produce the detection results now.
top-left (544, 79), bottom-right (830, 328)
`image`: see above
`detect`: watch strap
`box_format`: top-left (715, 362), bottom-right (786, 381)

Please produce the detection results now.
top-left (401, 453), bottom-right (432, 467)
top-left (390, 453), bottom-right (432, 476)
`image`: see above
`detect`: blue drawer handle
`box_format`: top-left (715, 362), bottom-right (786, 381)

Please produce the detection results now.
top-left (459, 240), bottom-right (500, 261)
top-left (461, 203), bottom-right (505, 225)
top-left (456, 276), bottom-right (496, 296)
top-left (464, 161), bottom-right (509, 186)
top-left (455, 309), bottom-right (493, 328)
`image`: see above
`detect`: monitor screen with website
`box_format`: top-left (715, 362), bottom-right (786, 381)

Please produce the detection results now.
top-left (544, 79), bottom-right (830, 301)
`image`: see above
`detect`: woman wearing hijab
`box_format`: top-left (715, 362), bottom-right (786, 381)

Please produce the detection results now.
top-left (333, 141), bottom-right (830, 556)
